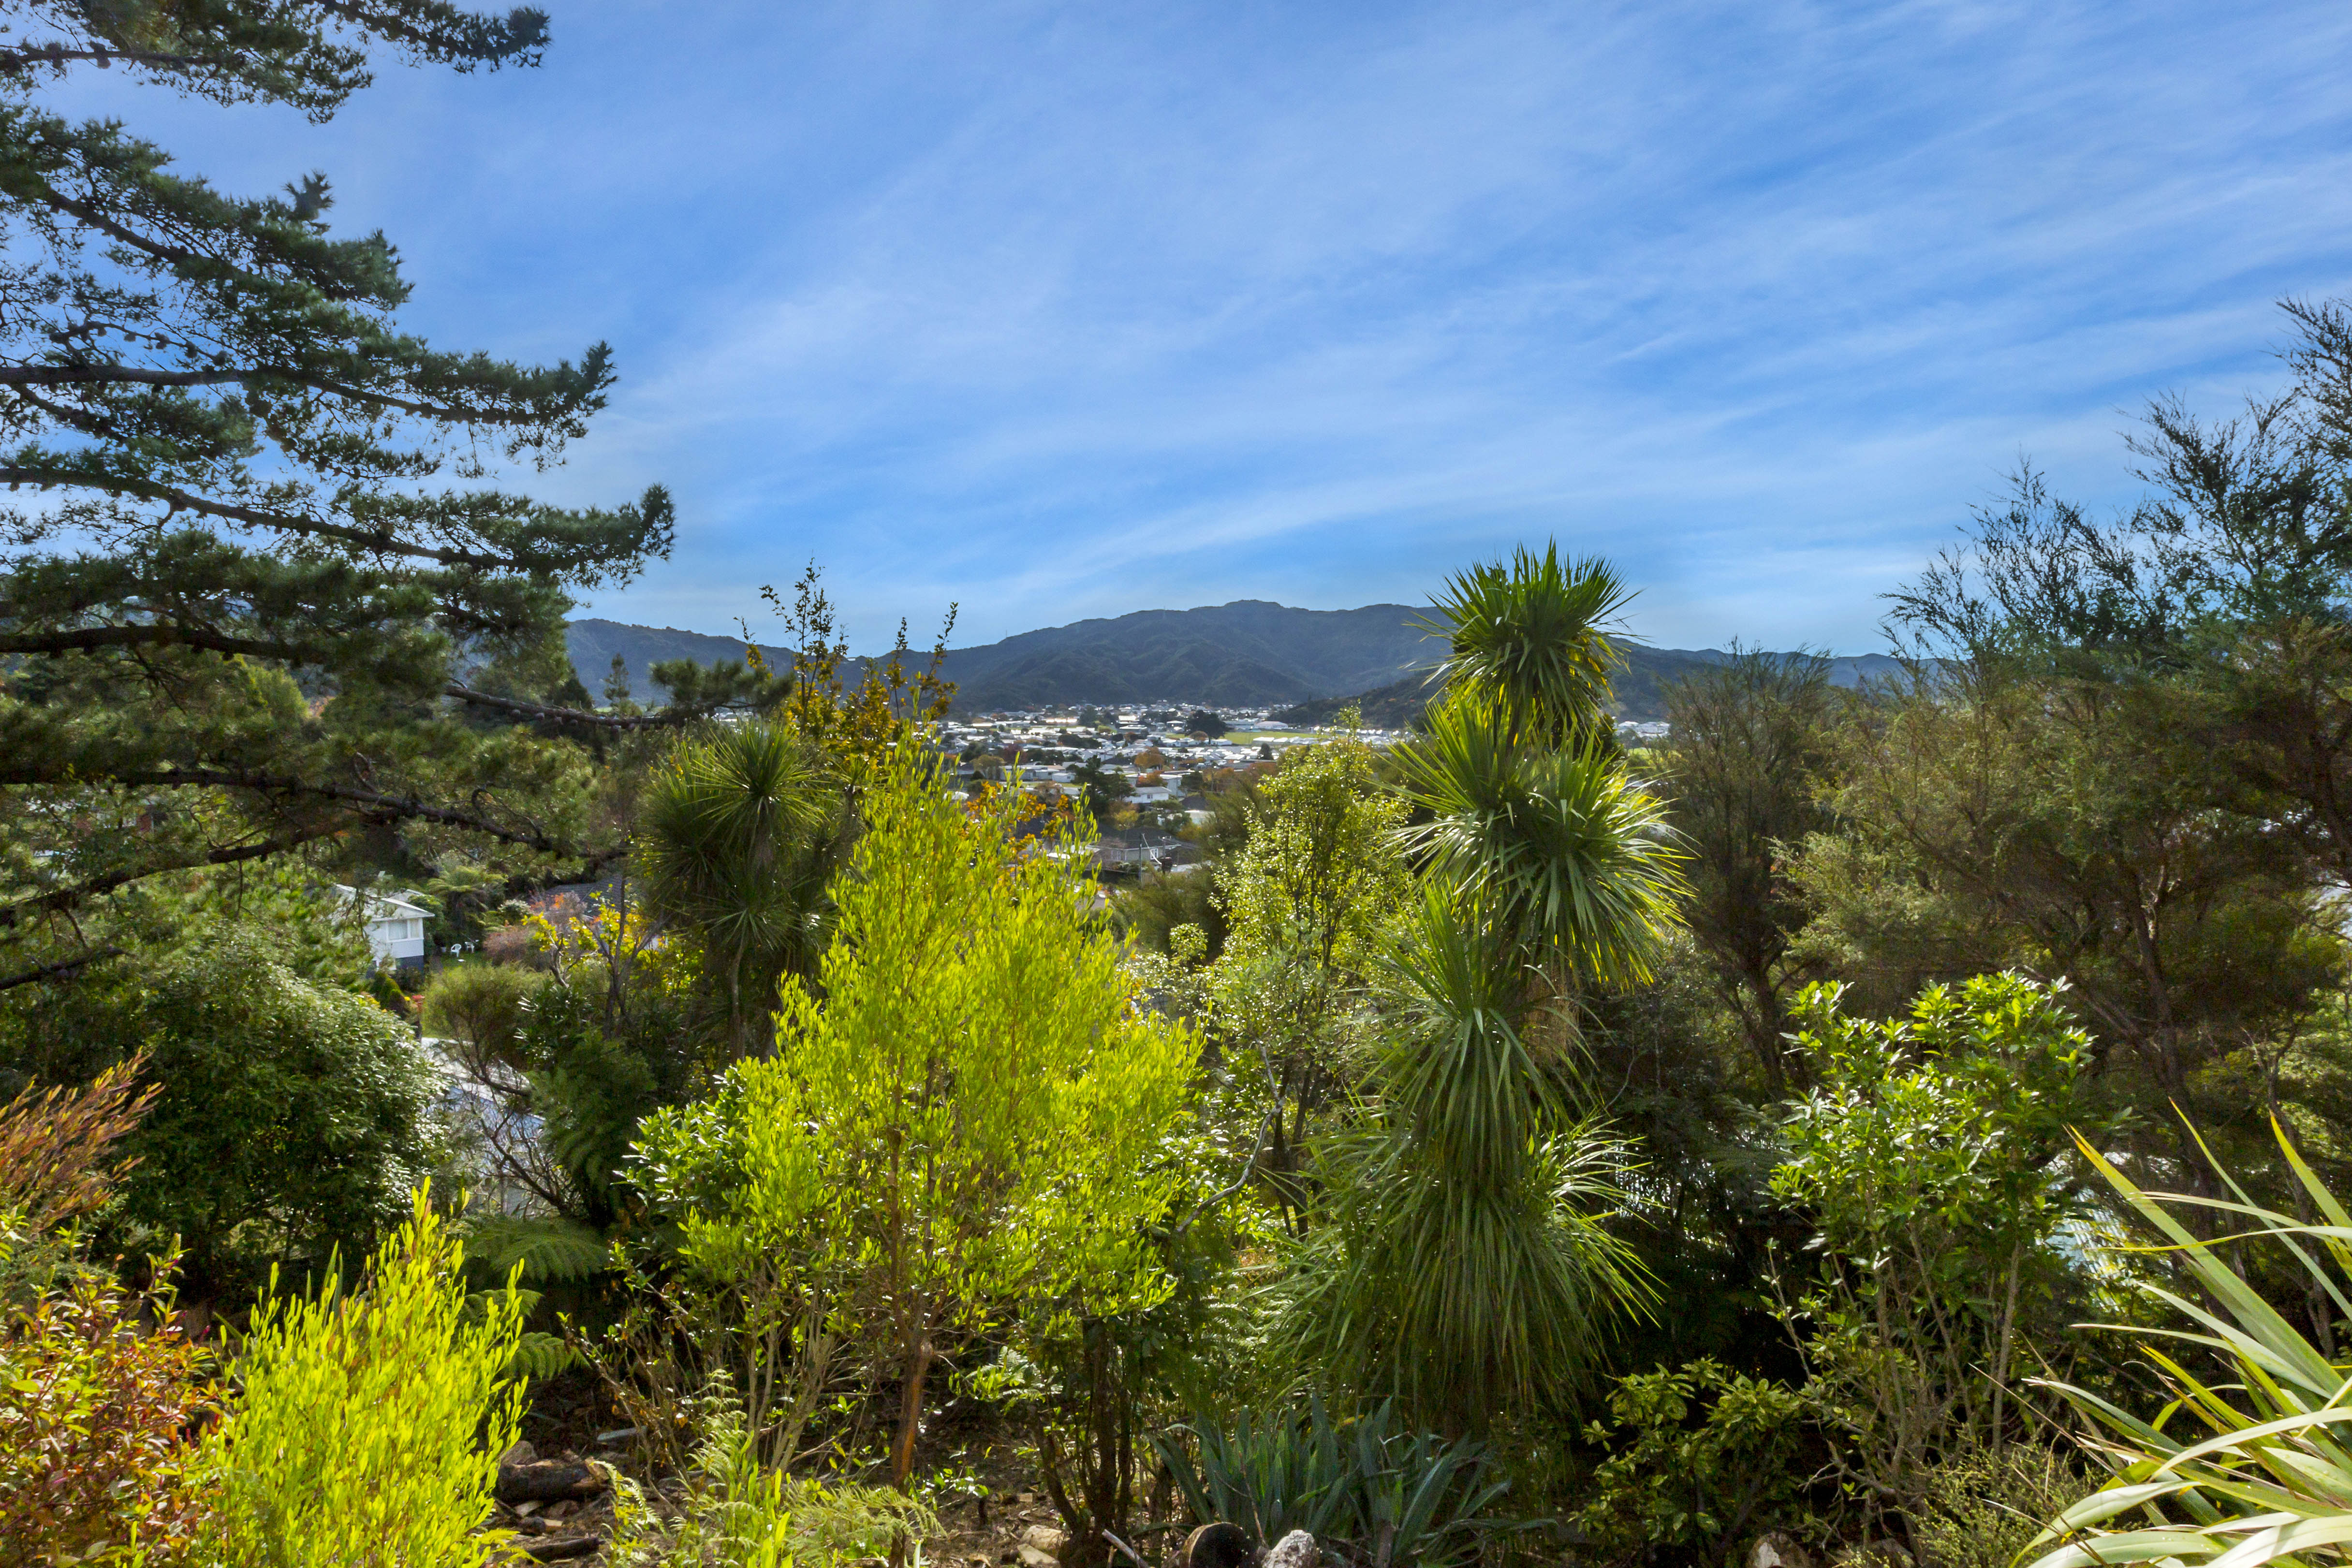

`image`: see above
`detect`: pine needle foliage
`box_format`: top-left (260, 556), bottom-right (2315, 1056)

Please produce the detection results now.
top-left (0, 0), bottom-right (783, 988)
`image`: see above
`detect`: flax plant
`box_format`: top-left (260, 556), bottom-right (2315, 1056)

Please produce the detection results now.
top-left (2025, 1122), bottom-right (2352, 1568)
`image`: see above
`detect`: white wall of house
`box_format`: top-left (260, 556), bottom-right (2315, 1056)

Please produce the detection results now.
top-left (336, 885), bottom-right (431, 967)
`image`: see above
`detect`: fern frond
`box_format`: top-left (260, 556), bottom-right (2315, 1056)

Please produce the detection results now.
top-left (508, 1330), bottom-right (581, 1380)
top-left (459, 1215), bottom-right (610, 1284)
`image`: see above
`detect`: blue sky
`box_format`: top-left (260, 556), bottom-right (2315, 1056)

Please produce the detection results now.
top-left (60, 0), bottom-right (2352, 652)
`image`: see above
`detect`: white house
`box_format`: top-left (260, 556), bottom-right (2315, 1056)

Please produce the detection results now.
top-left (337, 885), bottom-right (431, 968)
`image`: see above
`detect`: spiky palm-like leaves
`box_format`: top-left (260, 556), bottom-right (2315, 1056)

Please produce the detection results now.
top-left (1279, 892), bottom-right (1651, 1429)
top-left (1418, 544), bottom-right (1632, 747)
top-left (1287, 546), bottom-right (1676, 1433)
top-left (1393, 697), bottom-right (1685, 990)
top-left (635, 723), bottom-right (847, 1055)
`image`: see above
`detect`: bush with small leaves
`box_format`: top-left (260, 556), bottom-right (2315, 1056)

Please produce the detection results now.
top-left (195, 1190), bottom-right (527, 1568)
top-left (0, 1267), bottom-right (217, 1568)
top-left (1571, 1360), bottom-right (1817, 1566)
top-left (608, 1371), bottom-right (934, 1568)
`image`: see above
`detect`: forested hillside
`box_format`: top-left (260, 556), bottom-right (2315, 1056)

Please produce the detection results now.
top-left (577, 605), bottom-right (1904, 718)
top-left (575, 601), bottom-right (1431, 711)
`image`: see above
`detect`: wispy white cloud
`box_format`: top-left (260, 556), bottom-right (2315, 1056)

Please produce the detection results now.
top-left (44, 0), bottom-right (2352, 651)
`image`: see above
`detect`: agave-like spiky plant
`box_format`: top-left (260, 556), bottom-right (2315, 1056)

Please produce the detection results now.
top-left (1150, 1395), bottom-right (1513, 1568)
top-left (2025, 1121), bottom-right (2352, 1568)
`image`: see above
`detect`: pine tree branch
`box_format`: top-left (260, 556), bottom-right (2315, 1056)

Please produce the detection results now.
top-left (441, 682), bottom-right (704, 730)
top-left (0, 46), bottom-right (231, 74)
top-left (0, 624), bottom-right (300, 660)
top-left (0, 465), bottom-right (513, 569)
top-left (0, 835), bottom-right (302, 930)
top-left (0, 362), bottom-right (490, 423)
top-left (0, 945), bottom-right (126, 992)
top-left (31, 183), bottom-right (279, 286)
top-left (0, 765), bottom-right (577, 855)
top-left (0, 805), bottom-right (628, 933)
top-left (124, 769), bottom-right (581, 850)
top-left (314, 1), bottom-right (550, 67)
top-left (0, 631), bottom-right (725, 730)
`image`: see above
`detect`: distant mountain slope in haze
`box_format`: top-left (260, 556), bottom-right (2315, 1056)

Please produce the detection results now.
top-left (571, 601), bottom-right (1439, 710)
top-left (568, 604), bottom-right (1899, 720)
top-left (1278, 646), bottom-right (1908, 727)
top-left (933, 600), bottom-right (1436, 713)
top-left (567, 619), bottom-right (782, 701)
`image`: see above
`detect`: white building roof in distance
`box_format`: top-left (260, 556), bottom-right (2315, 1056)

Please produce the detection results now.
top-left (335, 884), bottom-right (433, 920)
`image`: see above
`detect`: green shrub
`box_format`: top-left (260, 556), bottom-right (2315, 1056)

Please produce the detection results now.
top-left (197, 1189), bottom-right (527, 1568)
top-left (1913, 1444), bottom-right (2090, 1568)
top-left (1570, 1360), bottom-right (1815, 1566)
top-left (1771, 974), bottom-right (2097, 1521)
top-left (637, 749), bottom-right (1198, 1487)
top-left (420, 960), bottom-right (547, 1069)
top-left (608, 1372), bottom-right (935, 1568)
top-left (129, 934), bottom-right (440, 1279)
top-left (0, 922), bottom-right (439, 1298)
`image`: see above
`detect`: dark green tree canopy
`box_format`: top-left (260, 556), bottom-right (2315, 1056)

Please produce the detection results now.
top-left (0, 1), bottom-right (781, 983)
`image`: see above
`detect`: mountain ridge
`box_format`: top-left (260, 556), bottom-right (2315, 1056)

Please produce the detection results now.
top-left (567, 602), bottom-right (1898, 722)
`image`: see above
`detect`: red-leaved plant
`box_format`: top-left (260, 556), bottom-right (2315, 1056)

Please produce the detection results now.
top-left (0, 1055), bottom-right (218, 1566)
top-left (0, 1266), bottom-right (217, 1565)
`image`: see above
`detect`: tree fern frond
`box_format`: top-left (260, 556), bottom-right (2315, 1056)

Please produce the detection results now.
top-left (459, 1214), bottom-right (610, 1284)
top-left (508, 1330), bottom-right (581, 1381)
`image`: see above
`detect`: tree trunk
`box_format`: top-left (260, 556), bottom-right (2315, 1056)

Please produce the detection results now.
top-left (891, 1333), bottom-right (931, 1487)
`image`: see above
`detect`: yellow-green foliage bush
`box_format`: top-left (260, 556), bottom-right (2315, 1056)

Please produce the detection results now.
top-left (637, 749), bottom-right (1200, 1484)
top-left (197, 1191), bottom-right (527, 1568)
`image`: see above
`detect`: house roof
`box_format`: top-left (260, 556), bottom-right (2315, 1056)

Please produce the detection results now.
top-left (335, 884), bottom-right (432, 920)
